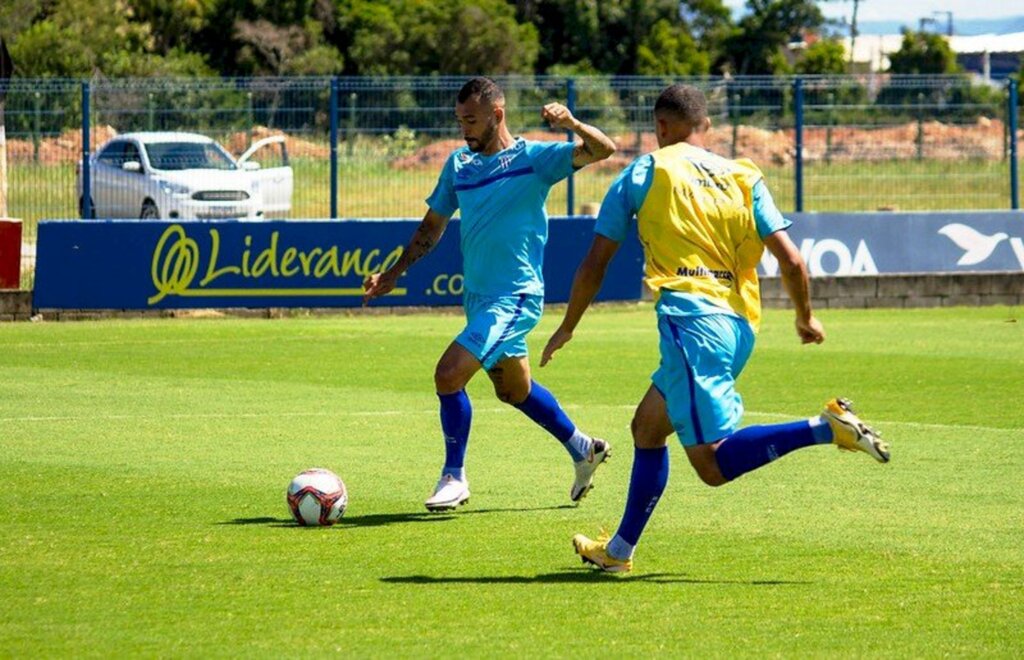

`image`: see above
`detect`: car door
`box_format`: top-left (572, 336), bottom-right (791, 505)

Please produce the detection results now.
top-left (111, 141), bottom-right (144, 218)
top-left (92, 141), bottom-right (125, 218)
top-left (238, 136), bottom-right (293, 217)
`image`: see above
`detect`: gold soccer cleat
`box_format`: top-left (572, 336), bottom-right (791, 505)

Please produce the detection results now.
top-left (572, 532), bottom-right (633, 573)
top-left (822, 398), bottom-right (890, 463)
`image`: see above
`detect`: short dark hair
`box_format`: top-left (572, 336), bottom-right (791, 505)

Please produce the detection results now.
top-left (457, 77), bottom-right (505, 105)
top-left (654, 84), bottom-right (708, 126)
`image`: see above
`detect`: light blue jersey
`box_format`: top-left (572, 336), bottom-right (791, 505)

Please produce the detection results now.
top-left (595, 151), bottom-right (792, 321)
top-left (426, 138), bottom-right (576, 297)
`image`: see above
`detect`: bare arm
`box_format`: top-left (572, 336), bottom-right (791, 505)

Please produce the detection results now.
top-left (541, 235), bottom-right (621, 366)
top-left (541, 103), bottom-right (616, 168)
top-left (363, 208), bottom-right (450, 304)
top-left (763, 229), bottom-right (825, 344)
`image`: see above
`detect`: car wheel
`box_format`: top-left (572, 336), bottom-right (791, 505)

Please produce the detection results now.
top-left (140, 200), bottom-right (160, 219)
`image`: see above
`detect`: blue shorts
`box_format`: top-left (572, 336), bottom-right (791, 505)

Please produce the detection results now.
top-left (652, 313), bottom-right (755, 447)
top-left (455, 292), bottom-right (543, 370)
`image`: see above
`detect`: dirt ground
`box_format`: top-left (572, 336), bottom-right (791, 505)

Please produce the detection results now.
top-left (5, 118), bottom-right (1020, 168)
top-left (393, 118), bottom-right (1020, 171)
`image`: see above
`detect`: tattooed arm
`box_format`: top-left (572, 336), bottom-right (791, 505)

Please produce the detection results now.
top-left (541, 102), bottom-right (616, 168)
top-left (363, 208), bottom-right (451, 304)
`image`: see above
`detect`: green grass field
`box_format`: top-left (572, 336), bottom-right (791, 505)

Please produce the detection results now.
top-left (1, 305), bottom-right (1022, 656)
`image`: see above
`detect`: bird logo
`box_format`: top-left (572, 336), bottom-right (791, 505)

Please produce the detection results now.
top-left (937, 224), bottom-right (1009, 266)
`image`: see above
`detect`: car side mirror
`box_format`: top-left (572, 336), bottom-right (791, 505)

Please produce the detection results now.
top-left (242, 161), bottom-right (261, 171)
top-left (122, 161), bottom-right (142, 173)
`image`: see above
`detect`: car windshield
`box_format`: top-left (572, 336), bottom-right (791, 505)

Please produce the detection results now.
top-left (144, 141), bottom-right (237, 171)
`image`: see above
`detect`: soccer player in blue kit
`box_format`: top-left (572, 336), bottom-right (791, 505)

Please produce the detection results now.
top-left (363, 77), bottom-right (617, 511)
top-left (542, 84), bottom-right (891, 572)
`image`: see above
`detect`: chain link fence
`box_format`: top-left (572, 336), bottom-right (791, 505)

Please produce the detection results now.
top-left (1, 75), bottom-right (1020, 250)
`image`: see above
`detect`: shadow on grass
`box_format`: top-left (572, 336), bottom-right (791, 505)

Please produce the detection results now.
top-left (380, 572), bottom-right (810, 585)
top-left (219, 505), bottom-right (575, 529)
top-left (459, 504), bottom-right (577, 515)
top-left (218, 512), bottom-right (458, 528)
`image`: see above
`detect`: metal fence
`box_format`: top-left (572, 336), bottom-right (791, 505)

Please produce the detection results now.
top-left (1, 74), bottom-right (1020, 243)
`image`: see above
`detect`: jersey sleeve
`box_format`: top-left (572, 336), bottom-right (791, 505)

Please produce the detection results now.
top-left (752, 180), bottom-right (792, 239)
top-left (528, 140), bottom-right (576, 185)
top-left (425, 153), bottom-right (459, 217)
top-left (594, 155), bottom-right (654, 243)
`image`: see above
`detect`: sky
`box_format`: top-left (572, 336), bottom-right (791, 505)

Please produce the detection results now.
top-left (721, 0), bottom-right (1021, 23)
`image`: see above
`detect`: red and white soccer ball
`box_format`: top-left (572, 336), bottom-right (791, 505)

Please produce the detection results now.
top-left (286, 468), bottom-right (348, 526)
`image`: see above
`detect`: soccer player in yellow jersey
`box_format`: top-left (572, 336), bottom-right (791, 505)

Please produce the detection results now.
top-left (541, 84), bottom-right (891, 573)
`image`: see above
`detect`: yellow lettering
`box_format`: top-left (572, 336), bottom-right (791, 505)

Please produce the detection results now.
top-left (298, 247), bottom-right (322, 275)
top-left (241, 234), bottom-right (253, 277)
top-left (281, 247), bottom-right (298, 277)
top-left (315, 247), bottom-right (340, 278)
top-left (252, 232), bottom-right (280, 278)
top-left (340, 248), bottom-right (362, 276)
top-left (380, 246), bottom-right (403, 272)
top-left (148, 224), bottom-right (200, 304)
top-left (361, 249), bottom-right (382, 275)
top-left (200, 228), bottom-right (241, 286)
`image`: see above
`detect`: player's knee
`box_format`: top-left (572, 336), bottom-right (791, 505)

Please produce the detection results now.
top-left (434, 362), bottom-right (465, 393)
top-left (691, 458), bottom-right (728, 487)
top-left (630, 415), bottom-right (667, 449)
top-left (695, 466), bottom-right (728, 487)
top-left (494, 384), bottom-right (528, 405)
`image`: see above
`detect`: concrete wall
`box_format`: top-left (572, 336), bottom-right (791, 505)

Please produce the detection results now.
top-left (761, 273), bottom-right (1024, 309)
top-left (1, 273), bottom-right (1021, 321)
top-left (0, 291), bottom-right (33, 321)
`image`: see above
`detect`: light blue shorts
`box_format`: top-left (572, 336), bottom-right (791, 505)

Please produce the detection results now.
top-left (652, 312), bottom-right (756, 447)
top-left (455, 292), bottom-right (543, 370)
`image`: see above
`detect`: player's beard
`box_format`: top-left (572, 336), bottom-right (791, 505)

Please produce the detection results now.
top-left (465, 118), bottom-right (498, 153)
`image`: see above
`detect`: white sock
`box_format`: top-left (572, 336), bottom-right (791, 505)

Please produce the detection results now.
top-left (566, 429), bottom-right (592, 462)
top-left (607, 534), bottom-right (634, 560)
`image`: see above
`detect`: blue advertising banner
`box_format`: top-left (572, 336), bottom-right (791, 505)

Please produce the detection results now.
top-left (34, 218), bottom-right (644, 310)
top-left (762, 211), bottom-right (1024, 277)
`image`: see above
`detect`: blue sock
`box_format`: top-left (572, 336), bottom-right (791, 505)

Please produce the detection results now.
top-left (715, 418), bottom-right (832, 482)
top-left (438, 390), bottom-right (472, 479)
top-left (612, 446), bottom-right (670, 557)
top-left (513, 380), bottom-right (588, 461)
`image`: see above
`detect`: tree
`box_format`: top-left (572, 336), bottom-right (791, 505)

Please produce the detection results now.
top-left (128, 0), bottom-right (218, 55)
top-left (637, 19), bottom-right (709, 76)
top-left (679, 0), bottom-right (733, 68)
top-left (795, 38), bottom-right (847, 74)
top-left (721, 0), bottom-right (825, 75)
top-left (6, 0), bottom-right (213, 78)
top-left (887, 29), bottom-right (959, 74)
top-left (332, 0), bottom-right (538, 76)
top-left (515, 0), bottom-right (717, 75)
top-left (234, 17), bottom-right (343, 75)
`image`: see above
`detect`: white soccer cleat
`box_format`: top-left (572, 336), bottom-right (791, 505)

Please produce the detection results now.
top-left (822, 397), bottom-right (890, 463)
top-left (571, 438), bottom-right (611, 503)
top-left (424, 474), bottom-right (470, 512)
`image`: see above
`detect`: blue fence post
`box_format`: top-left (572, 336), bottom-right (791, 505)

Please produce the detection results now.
top-left (793, 77), bottom-right (804, 213)
top-left (81, 81), bottom-right (92, 220)
top-left (1009, 78), bottom-right (1019, 211)
top-left (329, 77), bottom-right (339, 220)
top-left (566, 77), bottom-right (576, 216)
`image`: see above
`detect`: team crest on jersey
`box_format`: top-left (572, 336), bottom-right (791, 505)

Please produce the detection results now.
top-left (455, 151), bottom-right (484, 178)
top-left (499, 154), bottom-right (514, 170)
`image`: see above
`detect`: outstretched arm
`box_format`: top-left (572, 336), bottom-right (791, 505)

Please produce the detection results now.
top-left (541, 234), bottom-right (621, 366)
top-left (363, 208), bottom-right (450, 304)
top-left (763, 229), bottom-right (825, 344)
top-left (541, 102), bottom-right (616, 168)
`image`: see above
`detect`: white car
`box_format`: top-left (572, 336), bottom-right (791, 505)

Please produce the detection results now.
top-left (76, 131), bottom-right (293, 220)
